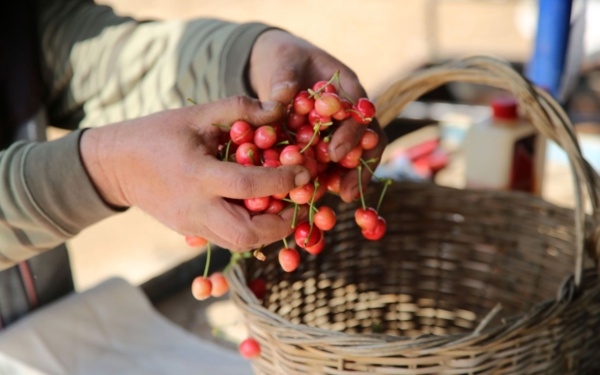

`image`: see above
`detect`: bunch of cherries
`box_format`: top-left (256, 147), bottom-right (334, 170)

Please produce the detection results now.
top-left (185, 72), bottom-right (391, 360)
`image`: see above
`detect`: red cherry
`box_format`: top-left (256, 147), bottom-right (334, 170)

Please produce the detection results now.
top-left (262, 148), bottom-right (280, 161)
top-left (289, 183), bottom-right (315, 205)
top-left (262, 159), bottom-right (281, 168)
top-left (254, 125), bottom-right (277, 150)
top-left (339, 145), bottom-right (363, 169)
top-left (184, 235), bottom-right (208, 247)
top-left (191, 276), bottom-right (212, 301)
top-left (296, 124), bottom-right (320, 147)
top-left (314, 206), bottom-right (336, 231)
top-left (350, 98), bottom-right (376, 125)
top-left (248, 279), bottom-right (267, 299)
top-left (235, 142), bottom-right (260, 165)
top-left (244, 196), bottom-right (270, 212)
top-left (362, 216), bottom-right (387, 241)
top-left (280, 145), bottom-right (305, 166)
top-left (293, 90), bottom-right (314, 115)
top-left (314, 92), bottom-right (342, 117)
top-left (239, 338), bottom-right (261, 359)
top-left (209, 272), bottom-right (229, 297)
top-left (332, 98), bottom-right (352, 121)
top-left (315, 139), bottom-right (331, 164)
top-left (287, 112), bottom-right (307, 130)
top-left (355, 207), bottom-right (379, 231)
top-left (308, 109), bottom-right (332, 130)
top-left (360, 128), bottom-right (379, 150)
top-left (264, 199), bottom-right (285, 214)
top-left (312, 80), bottom-right (336, 94)
top-left (230, 120), bottom-right (254, 145)
top-left (305, 233), bottom-right (325, 255)
top-left (278, 247), bottom-right (301, 272)
top-left (294, 222), bottom-right (321, 248)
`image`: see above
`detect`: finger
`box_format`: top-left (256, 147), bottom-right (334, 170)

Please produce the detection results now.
top-left (188, 96), bottom-right (285, 130)
top-left (204, 200), bottom-right (301, 252)
top-left (201, 160), bottom-right (311, 199)
top-left (268, 65), bottom-right (302, 104)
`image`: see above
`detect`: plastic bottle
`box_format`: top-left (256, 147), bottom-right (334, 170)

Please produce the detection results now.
top-left (463, 97), bottom-right (545, 195)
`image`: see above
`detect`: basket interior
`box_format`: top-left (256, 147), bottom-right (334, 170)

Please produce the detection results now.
top-left (243, 181), bottom-right (579, 337)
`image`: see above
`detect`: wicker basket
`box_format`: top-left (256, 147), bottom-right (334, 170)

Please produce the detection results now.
top-left (227, 56), bottom-right (600, 374)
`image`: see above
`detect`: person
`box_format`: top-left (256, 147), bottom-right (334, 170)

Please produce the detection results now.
top-left (0, 1), bottom-right (386, 271)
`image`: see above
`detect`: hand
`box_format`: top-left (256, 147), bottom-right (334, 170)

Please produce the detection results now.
top-left (248, 29), bottom-right (388, 202)
top-left (80, 96), bottom-right (311, 252)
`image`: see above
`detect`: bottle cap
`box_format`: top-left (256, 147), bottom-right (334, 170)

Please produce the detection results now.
top-left (491, 97), bottom-right (518, 120)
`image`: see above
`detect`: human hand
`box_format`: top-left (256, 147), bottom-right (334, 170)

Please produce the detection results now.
top-left (80, 97), bottom-right (311, 252)
top-left (248, 29), bottom-right (388, 203)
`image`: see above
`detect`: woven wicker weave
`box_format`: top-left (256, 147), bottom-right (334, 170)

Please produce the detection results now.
top-left (227, 56), bottom-right (600, 374)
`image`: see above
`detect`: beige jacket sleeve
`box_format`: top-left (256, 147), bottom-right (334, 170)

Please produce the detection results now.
top-left (0, 0), bottom-right (273, 270)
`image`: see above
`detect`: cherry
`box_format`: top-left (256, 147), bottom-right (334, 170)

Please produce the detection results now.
top-left (293, 90), bottom-right (314, 115)
top-left (191, 276), bottom-right (212, 301)
top-left (355, 207), bottom-right (379, 231)
top-left (280, 145), bottom-right (305, 166)
top-left (262, 159), bottom-right (281, 168)
top-left (361, 216), bottom-right (387, 241)
top-left (254, 125), bottom-right (277, 150)
top-left (289, 183), bottom-right (315, 205)
top-left (332, 98), bottom-right (352, 121)
top-left (262, 148), bottom-right (280, 161)
top-left (287, 112), bottom-right (306, 130)
top-left (314, 206), bottom-right (336, 231)
top-left (264, 199), bottom-right (285, 214)
top-left (239, 338), bottom-right (261, 359)
top-left (296, 124), bottom-right (320, 146)
top-left (209, 272), bottom-right (229, 297)
top-left (314, 92), bottom-right (342, 117)
top-left (312, 80), bottom-right (336, 94)
top-left (244, 196), bottom-right (271, 212)
top-left (325, 168), bottom-right (344, 194)
top-left (230, 120), bottom-right (254, 145)
top-left (294, 222), bottom-right (321, 248)
top-left (278, 247), bottom-right (301, 272)
top-left (235, 142), bottom-right (260, 165)
top-left (315, 139), bottom-right (331, 164)
top-left (350, 98), bottom-right (376, 125)
top-left (308, 109), bottom-right (332, 130)
top-left (185, 235), bottom-right (208, 248)
top-left (339, 145), bottom-right (363, 169)
top-left (305, 233), bottom-right (325, 255)
top-left (248, 278), bottom-right (267, 300)
top-left (360, 128), bottom-right (379, 150)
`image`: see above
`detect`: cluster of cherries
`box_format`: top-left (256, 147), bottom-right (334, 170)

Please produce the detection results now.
top-left (185, 72), bottom-right (390, 360)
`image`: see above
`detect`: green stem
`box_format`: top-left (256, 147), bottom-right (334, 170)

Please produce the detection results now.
top-left (187, 98), bottom-right (198, 105)
top-left (291, 203), bottom-right (299, 228)
top-left (357, 165), bottom-right (366, 210)
top-left (376, 179), bottom-right (392, 212)
top-left (308, 179), bottom-right (320, 227)
top-left (224, 139), bottom-right (232, 162)
top-left (282, 237), bottom-right (289, 249)
top-left (203, 242), bottom-right (212, 278)
top-left (300, 125), bottom-right (320, 154)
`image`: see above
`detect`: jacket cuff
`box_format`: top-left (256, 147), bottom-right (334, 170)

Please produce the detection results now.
top-left (23, 129), bottom-right (123, 236)
top-left (221, 22), bottom-right (276, 98)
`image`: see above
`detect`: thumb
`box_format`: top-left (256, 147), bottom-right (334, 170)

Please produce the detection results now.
top-left (268, 67), bottom-right (301, 104)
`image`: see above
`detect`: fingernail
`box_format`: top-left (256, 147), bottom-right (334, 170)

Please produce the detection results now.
top-left (294, 167), bottom-right (311, 186)
top-left (271, 81), bottom-right (292, 96)
top-left (261, 100), bottom-right (280, 111)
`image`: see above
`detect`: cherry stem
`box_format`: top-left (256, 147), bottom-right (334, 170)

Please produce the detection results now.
top-left (331, 72), bottom-right (356, 105)
top-left (224, 139), bottom-right (232, 162)
top-left (187, 98), bottom-right (198, 105)
top-left (376, 179), bottom-right (393, 212)
top-left (211, 123), bottom-right (232, 131)
top-left (291, 203), bottom-right (299, 229)
top-left (308, 70), bottom-right (340, 99)
top-left (300, 125), bottom-right (320, 154)
top-left (282, 237), bottom-right (289, 249)
top-left (357, 165), bottom-right (367, 210)
top-left (308, 179), bottom-right (320, 227)
top-left (203, 242), bottom-right (212, 278)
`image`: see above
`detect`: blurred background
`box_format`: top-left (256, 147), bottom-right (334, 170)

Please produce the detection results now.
top-left (50, 0), bottom-right (600, 294)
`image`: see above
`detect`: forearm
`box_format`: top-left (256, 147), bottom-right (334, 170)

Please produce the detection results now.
top-left (37, 0), bottom-right (273, 128)
top-left (0, 130), bottom-right (120, 270)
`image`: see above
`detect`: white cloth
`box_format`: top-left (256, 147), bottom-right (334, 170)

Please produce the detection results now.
top-left (0, 278), bottom-right (252, 375)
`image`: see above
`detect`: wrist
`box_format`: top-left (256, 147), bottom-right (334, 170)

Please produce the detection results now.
top-left (79, 127), bottom-right (129, 209)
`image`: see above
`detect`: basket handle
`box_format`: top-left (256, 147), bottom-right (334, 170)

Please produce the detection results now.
top-left (374, 56), bottom-right (600, 287)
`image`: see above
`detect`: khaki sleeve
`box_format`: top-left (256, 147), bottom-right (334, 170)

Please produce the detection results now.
top-left (0, 130), bottom-right (120, 271)
top-left (37, 0), bottom-right (273, 129)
